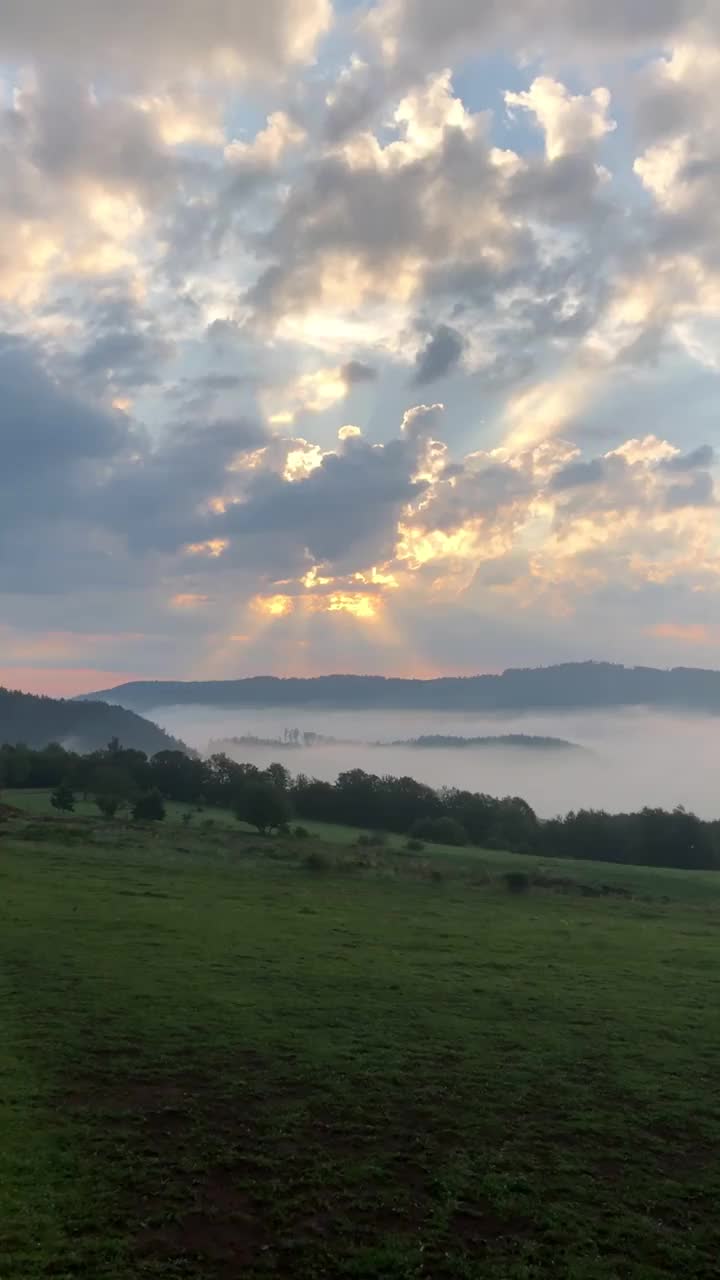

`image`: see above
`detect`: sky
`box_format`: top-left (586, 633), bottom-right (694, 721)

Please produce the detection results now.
top-left (1, 0), bottom-right (720, 696)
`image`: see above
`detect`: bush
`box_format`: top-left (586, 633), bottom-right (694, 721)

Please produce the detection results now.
top-left (503, 871), bottom-right (530, 894)
top-left (235, 781), bottom-right (291, 835)
top-left (304, 851), bottom-right (330, 872)
top-left (181, 810), bottom-right (193, 827)
top-left (51, 781), bottom-right (76, 813)
top-left (293, 825), bottom-right (311, 839)
top-left (95, 793), bottom-right (120, 819)
top-left (133, 789), bottom-right (166, 822)
top-left (357, 831), bottom-right (387, 848)
top-left (405, 837), bottom-right (425, 853)
top-left (409, 816), bottom-right (467, 847)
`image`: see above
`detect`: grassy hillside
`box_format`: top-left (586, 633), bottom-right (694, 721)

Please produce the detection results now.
top-left (1, 805), bottom-right (720, 1278)
top-left (0, 686), bottom-right (185, 755)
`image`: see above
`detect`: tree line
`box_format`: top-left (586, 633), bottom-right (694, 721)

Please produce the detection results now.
top-left (1, 740), bottom-right (718, 871)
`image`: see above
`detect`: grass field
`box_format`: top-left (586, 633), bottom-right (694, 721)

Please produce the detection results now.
top-left (2, 800), bottom-right (720, 1279)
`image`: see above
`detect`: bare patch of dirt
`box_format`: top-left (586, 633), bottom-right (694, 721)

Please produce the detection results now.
top-left (450, 1204), bottom-right (534, 1245)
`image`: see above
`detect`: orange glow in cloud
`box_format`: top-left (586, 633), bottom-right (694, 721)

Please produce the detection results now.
top-left (0, 667), bottom-right (142, 698)
top-left (185, 538), bottom-right (228, 558)
top-left (323, 592), bottom-right (379, 619)
top-left (648, 622), bottom-right (712, 644)
top-left (252, 594), bottom-right (295, 617)
top-left (171, 593), bottom-right (210, 609)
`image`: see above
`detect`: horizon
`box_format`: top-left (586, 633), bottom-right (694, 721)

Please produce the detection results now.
top-left (1, 3), bottom-right (719, 699)
top-left (6, 656), bottom-right (720, 702)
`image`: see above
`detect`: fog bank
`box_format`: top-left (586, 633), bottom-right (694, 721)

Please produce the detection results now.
top-left (151, 705), bottom-right (718, 820)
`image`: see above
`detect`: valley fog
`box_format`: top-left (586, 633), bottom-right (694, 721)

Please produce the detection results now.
top-left (151, 705), bottom-right (718, 820)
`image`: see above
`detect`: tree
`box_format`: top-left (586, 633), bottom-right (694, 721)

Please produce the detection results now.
top-left (235, 781), bottom-right (291, 835)
top-left (265, 761), bottom-right (291, 792)
top-left (51, 780), bottom-right (76, 813)
top-left (133, 789), bottom-right (166, 822)
top-left (96, 793), bottom-right (121, 819)
top-left (93, 764), bottom-right (134, 819)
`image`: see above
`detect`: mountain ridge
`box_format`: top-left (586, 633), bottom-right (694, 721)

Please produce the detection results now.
top-left (76, 662), bottom-right (720, 714)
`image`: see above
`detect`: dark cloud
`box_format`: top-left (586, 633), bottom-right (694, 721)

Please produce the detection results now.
top-left (94, 417), bottom-right (267, 554)
top-left (551, 458), bottom-right (609, 491)
top-left (412, 324), bottom-right (465, 385)
top-left (0, 333), bottom-right (126, 476)
top-left (79, 329), bottom-right (173, 387)
top-left (221, 432), bottom-right (426, 572)
top-left (664, 471), bottom-right (716, 509)
top-left (416, 460), bottom-right (533, 532)
top-left (662, 445), bottom-right (716, 472)
top-left (244, 120), bottom-right (535, 327)
top-left (5, 76), bottom-right (194, 209)
top-left (508, 153), bottom-right (614, 226)
top-left (341, 360), bottom-right (377, 385)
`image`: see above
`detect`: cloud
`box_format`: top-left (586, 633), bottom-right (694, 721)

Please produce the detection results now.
top-left (0, 332), bottom-right (127, 480)
top-left (368, 0), bottom-right (718, 68)
top-left (664, 470), bottom-right (715, 509)
top-left (550, 458), bottom-right (609, 491)
top-left (505, 77), bottom-right (615, 162)
top-left (219, 426), bottom-right (429, 574)
top-left (412, 323), bottom-right (465, 384)
top-left (2, 3), bottom-right (720, 684)
top-left (0, 1), bottom-right (332, 79)
top-left (661, 444), bottom-right (716, 471)
top-left (341, 360), bottom-right (378, 384)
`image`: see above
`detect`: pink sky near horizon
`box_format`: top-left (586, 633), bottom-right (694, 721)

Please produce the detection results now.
top-left (0, 667), bottom-right (141, 699)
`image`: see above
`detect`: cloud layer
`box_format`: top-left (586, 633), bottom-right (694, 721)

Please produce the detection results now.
top-left (0, 1), bottom-right (719, 688)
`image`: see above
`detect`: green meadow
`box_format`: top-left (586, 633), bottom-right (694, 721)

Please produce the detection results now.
top-left (1, 798), bottom-right (720, 1278)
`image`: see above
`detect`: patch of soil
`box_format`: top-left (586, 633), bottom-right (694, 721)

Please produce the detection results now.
top-left (450, 1204), bottom-right (534, 1245)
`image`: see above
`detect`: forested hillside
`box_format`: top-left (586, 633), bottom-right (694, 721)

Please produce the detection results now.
top-left (0, 687), bottom-right (185, 755)
top-left (80, 662), bottom-right (720, 713)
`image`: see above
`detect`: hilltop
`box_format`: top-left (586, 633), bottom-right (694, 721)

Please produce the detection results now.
top-left (0, 686), bottom-right (186, 755)
top-left (78, 661), bottom-right (720, 714)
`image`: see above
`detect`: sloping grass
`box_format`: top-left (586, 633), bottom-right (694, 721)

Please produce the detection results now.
top-left (5, 787), bottom-right (720, 902)
top-left (1, 811), bottom-right (720, 1278)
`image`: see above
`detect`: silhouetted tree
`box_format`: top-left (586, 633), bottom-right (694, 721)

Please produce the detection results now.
top-left (51, 780), bottom-right (76, 813)
top-left (235, 781), bottom-right (291, 835)
top-left (133, 788), bottom-right (166, 822)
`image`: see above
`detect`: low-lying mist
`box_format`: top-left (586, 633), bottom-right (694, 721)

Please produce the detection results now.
top-left (150, 704), bottom-right (718, 820)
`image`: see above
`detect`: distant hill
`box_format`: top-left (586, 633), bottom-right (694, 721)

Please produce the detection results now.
top-left (209, 732), bottom-right (581, 752)
top-left (390, 734), bottom-right (582, 751)
top-left (0, 687), bottom-right (186, 755)
top-left (79, 662), bottom-right (720, 714)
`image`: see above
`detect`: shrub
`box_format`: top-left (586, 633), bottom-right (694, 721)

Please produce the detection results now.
top-left (405, 837), bottom-right (425, 853)
top-left (304, 851), bottom-right (330, 872)
top-left (357, 831), bottom-right (387, 848)
top-left (133, 788), bottom-right (166, 823)
top-left (95, 793), bottom-right (120, 819)
top-left (409, 816), bottom-right (467, 847)
top-left (503, 871), bottom-right (530, 894)
top-left (181, 810), bottom-right (193, 827)
top-left (51, 781), bottom-right (76, 813)
top-left (294, 825), bottom-right (310, 839)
